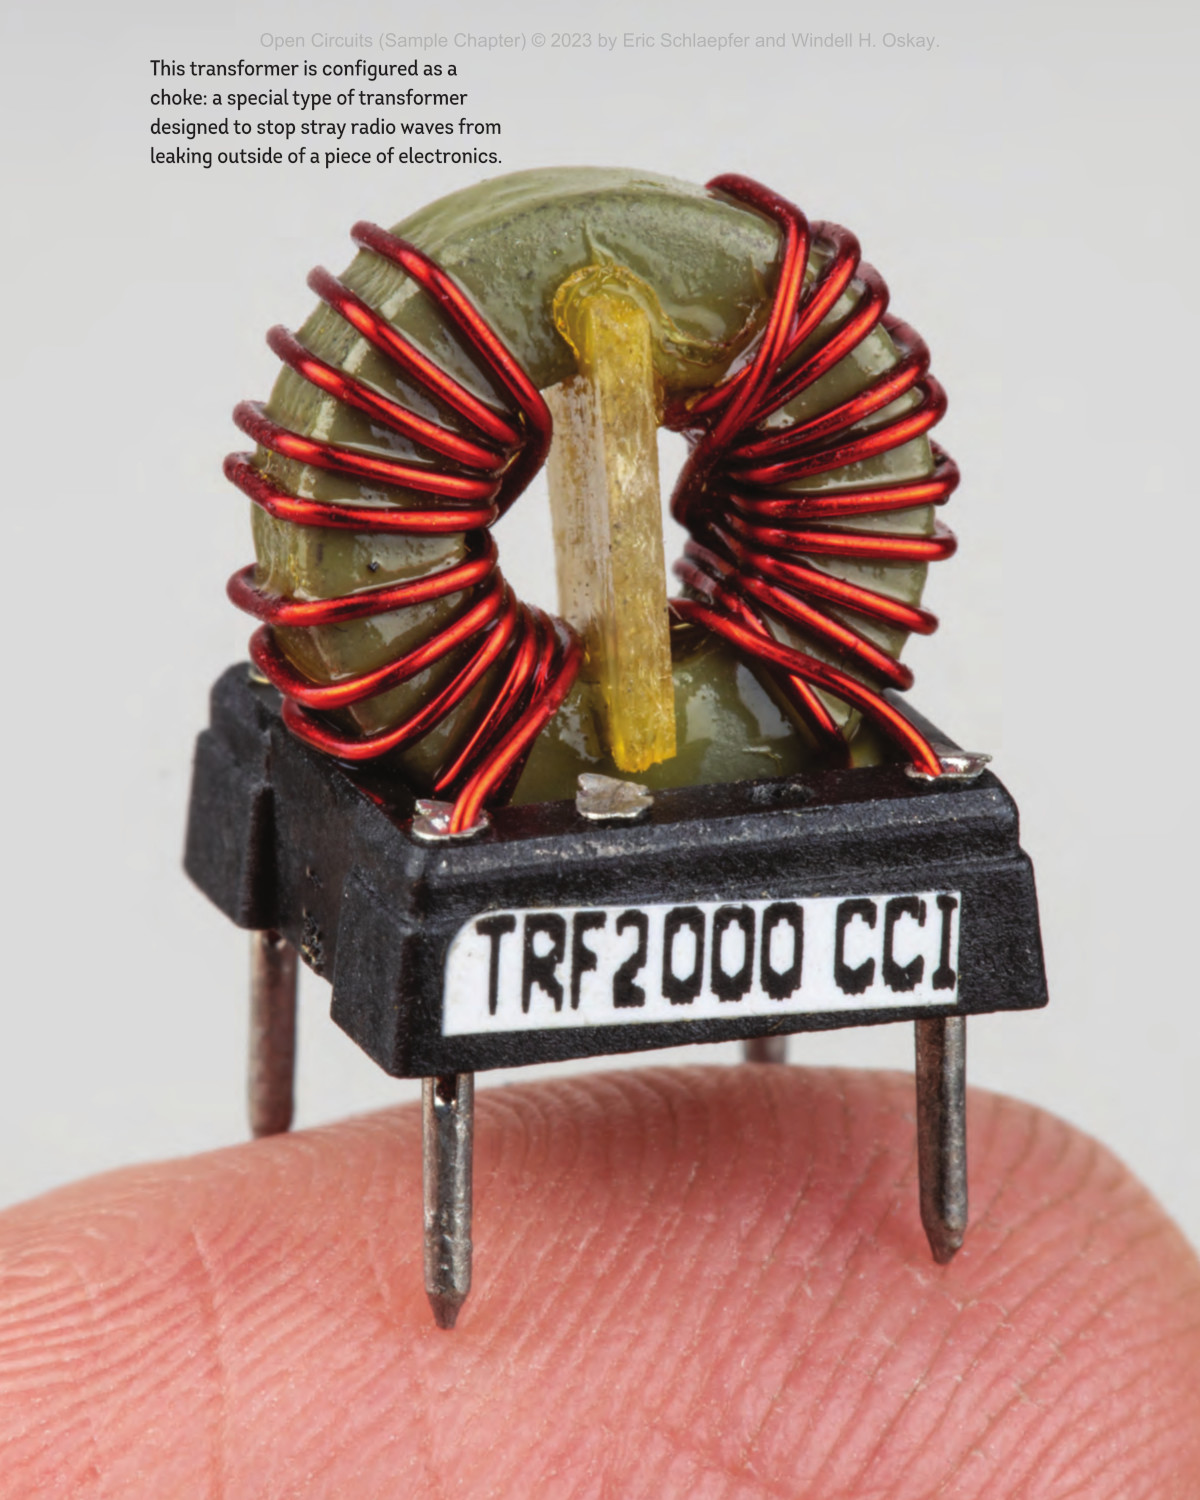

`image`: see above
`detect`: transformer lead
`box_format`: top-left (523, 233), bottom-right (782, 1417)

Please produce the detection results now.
top-left (423, 1073), bottom-right (474, 1330)
top-left (248, 929), bottom-right (298, 1138)
top-left (915, 1015), bottom-right (968, 1263)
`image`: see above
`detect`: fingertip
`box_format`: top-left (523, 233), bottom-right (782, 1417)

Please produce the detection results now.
top-left (1, 1066), bottom-right (1197, 1499)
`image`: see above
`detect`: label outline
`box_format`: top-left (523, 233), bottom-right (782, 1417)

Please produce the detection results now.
top-left (442, 889), bottom-right (962, 1036)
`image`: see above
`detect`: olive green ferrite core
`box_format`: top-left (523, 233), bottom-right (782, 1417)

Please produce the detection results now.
top-left (250, 167), bottom-right (937, 797)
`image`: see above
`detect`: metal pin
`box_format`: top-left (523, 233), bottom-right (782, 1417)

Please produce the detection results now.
top-left (423, 1073), bottom-right (474, 1329)
top-left (915, 1015), bottom-right (968, 1263)
top-left (575, 772), bottom-right (653, 823)
top-left (248, 929), bottom-right (298, 1138)
top-left (905, 748), bottom-right (992, 782)
top-left (743, 1035), bottom-right (788, 1064)
top-left (410, 799), bottom-right (491, 844)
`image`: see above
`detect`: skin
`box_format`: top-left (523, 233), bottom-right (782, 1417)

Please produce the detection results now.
top-left (1, 1065), bottom-right (1198, 1498)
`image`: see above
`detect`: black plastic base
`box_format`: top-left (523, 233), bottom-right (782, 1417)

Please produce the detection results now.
top-left (185, 665), bottom-right (1047, 1077)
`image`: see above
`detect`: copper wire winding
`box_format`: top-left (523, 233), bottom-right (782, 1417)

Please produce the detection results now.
top-left (226, 222), bottom-right (580, 833)
top-left (226, 177), bottom-right (957, 828)
top-left (667, 175), bottom-right (959, 776)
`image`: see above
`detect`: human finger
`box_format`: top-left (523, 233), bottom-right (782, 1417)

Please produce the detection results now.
top-left (1, 1065), bottom-right (1197, 1498)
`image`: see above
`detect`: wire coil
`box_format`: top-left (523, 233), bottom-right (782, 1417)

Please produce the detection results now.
top-left (668, 175), bottom-right (958, 775)
top-left (227, 177), bottom-right (957, 826)
top-left (226, 223), bottom-right (580, 833)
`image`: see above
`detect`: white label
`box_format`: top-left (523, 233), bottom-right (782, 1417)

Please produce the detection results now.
top-left (442, 890), bottom-right (961, 1035)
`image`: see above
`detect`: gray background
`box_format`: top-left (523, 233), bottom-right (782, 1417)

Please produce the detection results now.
top-left (2, 0), bottom-right (1197, 1248)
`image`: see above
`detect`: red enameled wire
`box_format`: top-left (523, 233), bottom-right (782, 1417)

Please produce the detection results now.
top-left (226, 178), bottom-right (958, 825)
top-left (226, 231), bottom-right (574, 832)
top-left (667, 175), bottom-right (958, 775)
